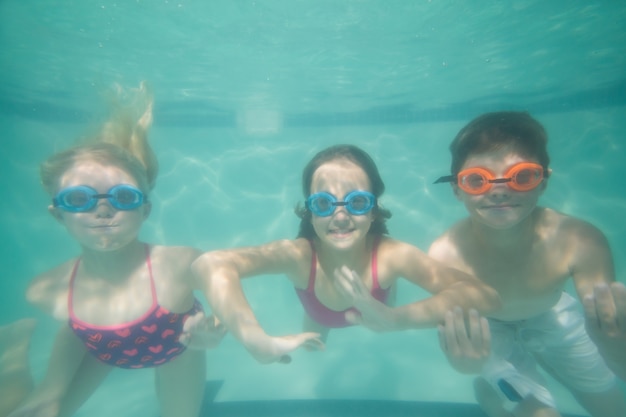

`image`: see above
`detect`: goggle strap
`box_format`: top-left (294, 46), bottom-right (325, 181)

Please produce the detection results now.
top-left (490, 178), bottom-right (511, 184)
top-left (433, 175), bottom-right (456, 184)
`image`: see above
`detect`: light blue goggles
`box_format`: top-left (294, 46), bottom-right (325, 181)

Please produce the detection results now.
top-left (306, 190), bottom-right (376, 217)
top-left (53, 184), bottom-right (146, 212)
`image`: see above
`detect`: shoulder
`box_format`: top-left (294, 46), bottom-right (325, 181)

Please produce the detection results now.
top-left (377, 236), bottom-right (425, 258)
top-left (536, 208), bottom-right (611, 271)
top-left (149, 244), bottom-right (202, 265)
top-left (27, 259), bottom-right (76, 318)
top-left (376, 236), bottom-right (432, 274)
top-left (428, 219), bottom-right (469, 263)
top-left (538, 208), bottom-right (608, 247)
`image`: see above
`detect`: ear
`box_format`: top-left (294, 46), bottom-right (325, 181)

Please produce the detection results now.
top-left (538, 168), bottom-right (551, 194)
top-left (142, 202), bottom-right (152, 219)
top-left (48, 205), bottom-right (65, 224)
top-left (452, 184), bottom-right (463, 201)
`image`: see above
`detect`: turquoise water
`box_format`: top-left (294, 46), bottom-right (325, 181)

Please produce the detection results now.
top-left (1, 1), bottom-right (625, 416)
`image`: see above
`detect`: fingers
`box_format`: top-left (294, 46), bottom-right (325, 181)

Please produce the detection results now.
top-left (278, 355), bottom-right (292, 364)
top-left (585, 282), bottom-right (626, 337)
top-left (333, 266), bottom-right (370, 301)
top-left (479, 315), bottom-right (491, 354)
top-left (452, 306), bottom-right (469, 349)
top-left (344, 310), bottom-right (362, 326)
top-left (611, 282), bottom-right (626, 327)
top-left (441, 308), bottom-right (490, 355)
top-left (585, 283), bottom-right (619, 335)
top-left (178, 332), bottom-right (191, 346)
top-left (438, 324), bottom-right (447, 352)
top-left (303, 336), bottom-right (326, 351)
top-left (443, 309), bottom-right (460, 354)
top-left (583, 291), bottom-right (600, 330)
top-left (333, 267), bottom-right (354, 298)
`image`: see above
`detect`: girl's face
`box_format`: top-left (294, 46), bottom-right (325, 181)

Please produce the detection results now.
top-left (49, 160), bottom-right (150, 252)
top-left (309, 158), bottom-right (374, 251)
top-left (454, 146), bottom-right (546, 230)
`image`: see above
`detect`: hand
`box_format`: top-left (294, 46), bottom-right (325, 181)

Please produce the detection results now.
top-left (583, 282), bottom-right (626, 379)
top-left (243, 331), bottom-right (325, 364)
top-left (179, 312), bottom-right (227, 350)
top-left (333, 266), bottom-right (395, 331)
top-left (438, 307), bottom-right (490, 374)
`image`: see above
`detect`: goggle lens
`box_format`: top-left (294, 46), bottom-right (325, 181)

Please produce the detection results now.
top-left (306, 191), bottom-right (376, 217)
top-left (456, 163), bottom-right (544, 195)
top-left (111, 186), bottom-right (143, 208)
top-left (510, 167), bottom-right (542, 191)
top-left (54, 185), bottom-right (145, 212)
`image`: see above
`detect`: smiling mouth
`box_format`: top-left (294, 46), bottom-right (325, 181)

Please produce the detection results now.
top-left (329, 228), bottom-right (354, 236)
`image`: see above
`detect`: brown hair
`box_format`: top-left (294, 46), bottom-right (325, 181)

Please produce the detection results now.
top-left (449, 111), bottom-right (550, 175)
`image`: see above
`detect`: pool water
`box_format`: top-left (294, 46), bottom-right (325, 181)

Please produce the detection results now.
top-left (1, 1), bottom-right (625, 416)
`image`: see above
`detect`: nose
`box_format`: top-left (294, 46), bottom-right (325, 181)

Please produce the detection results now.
top-left (487, 181), bottom-right (511, 199)
top-left (331, 205), bottom-right (351, 222)
top-left (94, 198), bottom-right (115, 217)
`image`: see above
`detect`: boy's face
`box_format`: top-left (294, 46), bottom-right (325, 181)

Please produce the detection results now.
top-left (454, 146), bottom-right (547, 230)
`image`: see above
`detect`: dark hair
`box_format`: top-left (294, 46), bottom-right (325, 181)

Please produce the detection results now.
top-left (449, 111), bottom-right (550, 175)
top-left (295, 144), bottom-right (391, 239)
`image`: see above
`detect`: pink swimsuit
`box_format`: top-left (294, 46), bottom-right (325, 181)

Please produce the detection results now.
top-left (68, 245), bottom-right (202, 369)
top-left (295, 237), bottom-right (390, 328)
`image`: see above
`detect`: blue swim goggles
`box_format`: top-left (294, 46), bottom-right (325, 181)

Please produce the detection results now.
top-left (53, 184), bottom-right (146, 212)
top-left (306, 190), bottom-right (376, 217)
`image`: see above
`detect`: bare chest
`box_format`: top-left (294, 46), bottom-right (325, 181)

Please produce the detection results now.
top-left (466, 249), bottom-right (571, 319)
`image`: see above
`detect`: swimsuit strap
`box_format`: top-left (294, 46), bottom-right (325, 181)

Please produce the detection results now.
top-left (306, 239), bottom-right (317, 291)
top-left (144, 244), bottom-right (158, 302)
top-left (67, 258), bottom-right (82, 319)
top-left (68, 244), bottom-right (156, 321)
top-left (371, 235), bottom-right (381, 290)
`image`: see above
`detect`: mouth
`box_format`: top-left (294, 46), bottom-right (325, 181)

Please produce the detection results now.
top-left (328, 228), bottom-right (355, 238)
top-left (89, 224), bottom-right (118, 229)
top-left (483, 204), bottom-right (518, 210)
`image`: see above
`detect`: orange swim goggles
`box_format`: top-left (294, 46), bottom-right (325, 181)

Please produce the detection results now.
top-left (434, 162), bottom-right (547, 195)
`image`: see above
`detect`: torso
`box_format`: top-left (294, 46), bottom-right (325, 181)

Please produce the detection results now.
top-left (27, 244), bottom-right (200, 323)
top-left (65, 245), bottom-right (202, 368)
top-left (294, 236), bottom-right (391, 327)
top-left (431, 208), bottom-right (578, 321)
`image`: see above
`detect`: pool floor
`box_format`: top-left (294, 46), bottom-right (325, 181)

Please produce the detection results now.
top-left (197, 381), bottom-right (587, 417)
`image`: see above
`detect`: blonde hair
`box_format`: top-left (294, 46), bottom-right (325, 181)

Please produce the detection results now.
top-left (40, 82), bottom-right (158, 196)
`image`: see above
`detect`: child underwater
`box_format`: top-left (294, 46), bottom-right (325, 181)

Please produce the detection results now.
top-left (432, 111), bottom-right (626, 417)
top-left (8, 83), bottom-right (225, 417)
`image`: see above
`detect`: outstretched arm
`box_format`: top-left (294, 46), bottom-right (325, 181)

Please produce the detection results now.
top-left (191, 240), bottom-right (324, 364)
top-left (335, 239), bottom-right (500, 331)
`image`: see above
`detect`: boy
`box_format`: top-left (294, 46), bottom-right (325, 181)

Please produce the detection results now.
top-left (429, 112), bottom-right (626, 417)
